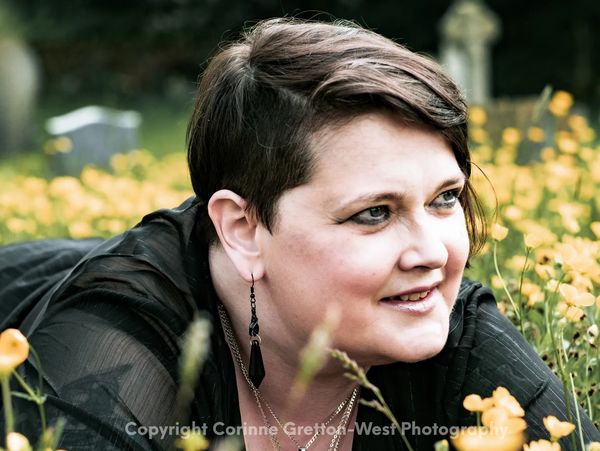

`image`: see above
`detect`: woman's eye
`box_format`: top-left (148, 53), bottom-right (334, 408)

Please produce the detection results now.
top-left (431, 189), bottom-right (460, 209)
top-left (349, 206), bottom-right (391, 225)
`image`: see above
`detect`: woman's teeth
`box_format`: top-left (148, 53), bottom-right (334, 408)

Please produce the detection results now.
top-left (398, 290), bottom-right (430, 301)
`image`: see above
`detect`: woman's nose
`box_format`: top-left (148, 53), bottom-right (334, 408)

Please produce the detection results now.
top-left (396, 219), bottom-right (448, 271)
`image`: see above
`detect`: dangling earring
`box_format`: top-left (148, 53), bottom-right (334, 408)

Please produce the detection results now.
top-left (248, 274), bottom-right (265, 388)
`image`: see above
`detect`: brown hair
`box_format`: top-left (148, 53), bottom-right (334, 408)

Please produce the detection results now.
top-left (187, 18), bottom-right (486, 256)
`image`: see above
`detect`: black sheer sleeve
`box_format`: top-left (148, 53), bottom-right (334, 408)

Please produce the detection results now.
top-left (9, 287), bottom-right (182, 450)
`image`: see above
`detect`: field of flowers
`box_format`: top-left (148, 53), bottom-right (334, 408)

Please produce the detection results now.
top-left (0, 90), bottom-right (599, 450)
top-left (466, 92), bottom-right (599, 432)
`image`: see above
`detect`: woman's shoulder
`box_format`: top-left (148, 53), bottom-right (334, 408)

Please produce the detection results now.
top-left (1, 198), bottom-right (219, 449)
top-left (444, 279), bottom-right (551, 416)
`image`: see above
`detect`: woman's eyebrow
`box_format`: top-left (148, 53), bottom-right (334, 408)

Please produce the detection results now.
top-left (336, 175), bottom-right (466, 210)
top-left (337, 192), bottom-right (406, 210)
top-left (436, 175), bottom-right (466, 192)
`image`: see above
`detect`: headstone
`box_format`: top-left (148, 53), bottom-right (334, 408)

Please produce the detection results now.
top-left (45, 106), bottom-right (142, 175)
top-left (439, 0), bottom-right (501, 105)
top-left (0, 38), bottom-right (39, 154)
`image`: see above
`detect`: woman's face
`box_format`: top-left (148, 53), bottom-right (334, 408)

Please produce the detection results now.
top-left (256, 112), bottom-right (470, 365)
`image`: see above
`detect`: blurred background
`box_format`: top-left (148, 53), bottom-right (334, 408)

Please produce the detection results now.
top-left (1, 0), bottom-right (599, 243)
top-left (1, 0), bottom-right (599, 158)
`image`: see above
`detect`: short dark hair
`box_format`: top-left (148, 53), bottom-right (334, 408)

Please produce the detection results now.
top-left (187, 18), bottom-right (486, 256)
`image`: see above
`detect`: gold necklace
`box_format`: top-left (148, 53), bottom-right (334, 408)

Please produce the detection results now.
top-left (217, 303), bottom-right (359, 451)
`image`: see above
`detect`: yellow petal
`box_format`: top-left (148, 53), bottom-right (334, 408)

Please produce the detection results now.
top-left (564, 305), bottom-right (585, 322)
top-left (451, 426), bottom-right (524, 451)
top-left (0, 328), bottom-right (30, 376)
top-left (491, 223), bottom-right (509, 241)
top-left (527, 127), bottom-right (545, 143)
top-left (523, 439), bottom-right (561, 451)
top-left (482, 407), bottom-right (509, 428)
top-left (6, 432), bottom-right (32, 451)
top-left (469, 106), bottom-right (488, 126)
top-left (548, 91), bottom-right (574, 116)
top-left (502, 128), bottom-right (522, 146)
top-left (495, 395), bottom-right (526, 418)
top-left (559, 283), bottom-right (578, 303)
top-left (524, 233), bottom-right (545, 249)
top-left (574, 292), bottom-right (595, 307)
top-left (463, 394), bottom-right (484, 412)
top-left (543, 415), bottom-right (576, 439)
top-left (463, 394), bottom-right (493, 412)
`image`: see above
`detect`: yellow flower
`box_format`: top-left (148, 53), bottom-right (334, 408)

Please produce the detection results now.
top-left (492, 387), bottom-right (525, 418)
top-left (470, 127), bottom-right (489, 144)
top-left (523, 439), bottom-right (561, 451)
top-left (555, 238), bottom-right (599, 278)
top-left (540, 147), bottom-right (555, 161)
top-left (6, 432), bottom-right (32, 451)
top-left (504, 206), bottom-right (523, 221)
top-left (43, 137), bottom-right (72, 155)
top-left (548, 91), bottom-right (573, 117)
top-left (469, 106), bottom-right (488, 126)
top-left (175, 431), bottom-right (210, 451)
top-left (68, 221), bottom-right (93, 239)
top-left (566, 271), bottom-right (593, 293)
top-left (556, 131), bottom-right (578, 154)
top-left (559, 284), bottom-right (595, 307)
top-left (0, 328), bottom-right (30, 376)
top-left (543, 415), bottom-right (575, 440)
top-left (463, 394), bottom-right (494, 412)
top-left (567, 114), bottom-right (587, 131)
top-left (502, 128), bottom-right (522, 146)
top-left (491, 223), bottom-right (509, 241)
top-left (556, 302), bottom-right (585, 322)
top-left (507, 255), bottom-right (528, 272)
top-left (525, 233), bottom-right (545, 249)
top-left (517, 222), bottom-right (557, 248)
top-left (535, 264), bottom-right (556, 281)
top-left (527, 126), bottom-right (545, 143)
top-left (452, 426), bottom-right (524, 451)
top-left (587, 441), bottom-right (600, 451)
top-left (591, 222), bottom-right (600, 239)
top-left (521, 282), bottom-right (544, 306)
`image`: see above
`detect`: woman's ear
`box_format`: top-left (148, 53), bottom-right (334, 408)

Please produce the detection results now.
top-left (207, 190), bottom-right (265, 281)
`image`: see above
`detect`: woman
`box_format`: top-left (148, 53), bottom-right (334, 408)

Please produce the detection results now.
top-left (1, 18), bottom-right (599, 450)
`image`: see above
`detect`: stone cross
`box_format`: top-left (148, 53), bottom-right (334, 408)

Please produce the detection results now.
top-left (439, 0), bottom-right (501, 105)
top-left (46, 106), bottom-right (142, 175)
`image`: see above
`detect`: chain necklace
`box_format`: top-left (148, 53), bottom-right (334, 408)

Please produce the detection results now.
top-left (217, 303), bottom-right (359, 451)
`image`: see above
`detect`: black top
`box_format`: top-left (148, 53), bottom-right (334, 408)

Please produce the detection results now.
top-left (1, 197), bottom-right (598, 450)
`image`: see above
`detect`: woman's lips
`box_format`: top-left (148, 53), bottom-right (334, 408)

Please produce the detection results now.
top-left (380, 287), bottom-right (438, 314)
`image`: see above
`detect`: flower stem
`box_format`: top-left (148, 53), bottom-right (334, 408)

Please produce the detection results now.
top-left (492, 241), bottom-right (521, 324)
top-left (553, 330), bottom-right (577, 451)
top-left (567, 371), bottom-right (585, 451)
top-left (516, 246), bottom-right (531, 336)
top-left (12, 370), bottom-right (46, 433)
top-left (1, 374), bottom-right (15, 439)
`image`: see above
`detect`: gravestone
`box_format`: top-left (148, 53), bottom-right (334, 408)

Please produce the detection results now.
top-left (439, 0), bottom-right (501, 105)
top-left (0, 38), bottom-right (39, 154)
top-left (45, 106), bottom-right (142, 175)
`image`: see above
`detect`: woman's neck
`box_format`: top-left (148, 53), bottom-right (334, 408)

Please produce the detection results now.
top-left (230, 345), bottom-right (360, 451)
top-left (210, 247), bottom-right (361, 449)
